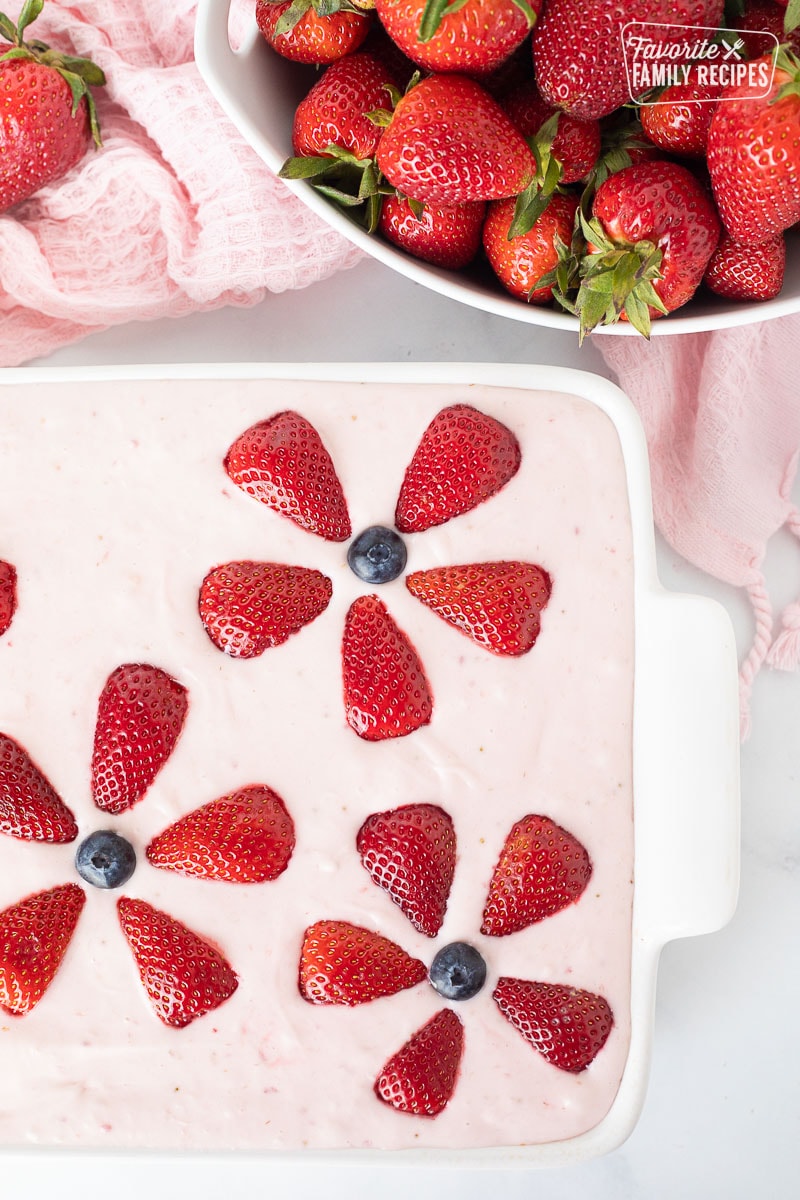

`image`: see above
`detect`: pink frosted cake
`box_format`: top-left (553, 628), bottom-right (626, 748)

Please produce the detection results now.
top-left (0, 376), bottom-right (634, 1151)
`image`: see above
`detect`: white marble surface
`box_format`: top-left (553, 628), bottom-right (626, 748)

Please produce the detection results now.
top-left (6, 257), bottom-right (799, 1197)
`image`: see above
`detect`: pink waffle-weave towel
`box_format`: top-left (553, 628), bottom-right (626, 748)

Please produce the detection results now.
top-left (597, 317), bottom-right (800, 737)
top-left (0, 0), bottom-right (362, 366)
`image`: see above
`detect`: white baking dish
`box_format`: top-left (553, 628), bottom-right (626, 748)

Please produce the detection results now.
top-left (194, 0), bottom-right (800, 337)
top-left (0, 362), bottom-right (739, 1178)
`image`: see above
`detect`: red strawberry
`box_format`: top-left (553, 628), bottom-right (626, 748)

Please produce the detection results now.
top-left (356, 803), bottom-right (456, 936)
top-left (502, 81), bottom-right (600, 184)
top-left (256, 0), bottom-right (371, 65)
top-left (288, 52), bottom-right (396, 160)
top-left (378, 196), bottom-right (486, 269)
top-left (739, 2), bottom-right (800, 60)
top-left (91, 664), bottom-right (188, 815)
top-left (374, 0), bottom-right (540, 75)
top-left (708, 51), bottom-right (800, 245)
top-left (0, 884), bottom-right (85, 1015)
top-left (146, 784), bottom-right (296, 884)
top-left (342, 595), bottom-right (433, 740)
top-left (704, 232), bottom-right (786, 300)
top-left (483, 191), bottom-right (579, 303)
top-left (493, 978), bottom-right (614, 1072)
top-left (639, 69), bottom-right (722, 157)
top-left (481, 814), bottom-right (592, 936)
top-left (532, 0), bottom-right (724, 120)
top-left (406, 561), bottom-right (552, 656)
top-left (299, 920), bottom-right (427, 1004)
top-left (117, 897), bottom-right (238, 1028)
top-left (0, 733), bottom-right (78, 843)
top-left (199, 561), bottom-right (332, 658)
top-left (375, 1008), bottom-right (464, 1116)
top-left (0, 559), bottom-right (16, 637)
top-left (0, 2), bottom-right (105, 214)
top-left (395, 404), bottom-right (521, 533)
top-left (376, 74), bottom-right (536, 204)
top-left (224, 411), bottom-right (351, 542)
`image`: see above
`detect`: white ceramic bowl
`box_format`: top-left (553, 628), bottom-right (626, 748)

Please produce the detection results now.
top-left (195, 0), bottom-right (800, 337)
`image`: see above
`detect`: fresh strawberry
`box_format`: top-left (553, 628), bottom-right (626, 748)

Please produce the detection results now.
top-left (0, 0), bottom-right (105, 214)
top-left (375, 1008), bottom-right (464, 1116)
top-left (91, 664), bottom-right (188, 815)
top-left (483, 191), bottom-right (579, 302)
top-left (374, 0), bottom-right (540, 75)
top-left (198, 561), bottom-right (332, 658)
top-left (287, 51), bottom-right (396, 160)
top-left (342, 595), bottom-right (433, 740)
top-left (704, 232), bottom-right (786, 299)
top-left (395, 404), bottom-right (521, 533)
top-left (406, 561), bottom-right (552, 656)
top-left (739, 2), bottom-right (800, 60)
top-left (356, 803), bottom-right (456, 936)
top-left (256, 0), bottom-right (371, 64)
top-left (532, 0), bottom-right (724, 120)
top-left (117, 897), bottom-right (238, 1028)
top-left (481, 815), bottom-right (592, 935)
top-left (708, 51), bottom-right (800, 245)
top-left (493, 978), bottom-right (614, 1072)
top-left (146, 784), bottom-right (296, 883)
top-left (376, 74), bottom-right (536, 204)
top-left (0, 559), bottom-right (16, 637)
top-left (639, 69), bottom-right (722, 157)
top-left (502, 82), bottom-right (600, 184)
top-left (0, 884), bottom-right (85, 1015)
top-left (299, 920), bottom-right (427, 1004)
top-left (224, 411), bottom-right (351, 542)
top-left (0, 733), bottom-right (78, 842)
top-left (378, 196), bottom-right (486, 268)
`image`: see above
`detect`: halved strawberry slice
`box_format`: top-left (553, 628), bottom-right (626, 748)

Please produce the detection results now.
top-left (395, 405), bottom-right (521, 533)
top-left (0, 884), bottom-right (85, 1015)
top-left (146, 784), bottom-right (295, 883)
top-left (0, 733), bottom-right (78, 843)
top-left (224, 411), bottom-right (351, 542)
top-left (481, 814), bottom-right (591, 936)
top-left (0, 559), bottom-right (17, 637)
top-left (357, 803), bottom-right (456, 937)
top-left (406, 561), bottom-right (552, 656)
top-left (299, 920), bottom-right (427, 1005)
top-left (117, 897), bottom-right (238, 1028)
top-left (493, 978), bottom-right (613, 1072)
top-left (375, 1007), bottom-right (464, 1117)
top-left (91, 664), bottom-right (188, 815)
top-left (342, 595), bottom-right (433, 740)
top-left (199, 561), bottom-right (332, 658)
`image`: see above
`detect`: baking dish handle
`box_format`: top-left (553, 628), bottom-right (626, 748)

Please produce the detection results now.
top-left (633, 590), bottom-right (740, 947)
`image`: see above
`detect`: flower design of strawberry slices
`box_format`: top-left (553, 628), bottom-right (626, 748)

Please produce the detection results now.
top-left (298, 803), bottom-right (613, 1117)
top-left (199, 405), bottom-right (552, 741)
top-left (0, 663), bottom-right (295, 1027)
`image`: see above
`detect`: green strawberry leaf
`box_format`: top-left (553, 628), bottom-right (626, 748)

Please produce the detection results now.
top-left (0, 45), bottom-right (33, 61)
top-left (314, 183), bottom-right (365, 206)
top-left (787, 0), bottom-right (800, 34)
top-left (51, 53), bottom-right (106, 87)
top-left (274, 0), bottom-right (312, 39)
top-left (418, 0), bottom-right (468, 42)
top-left (0, 12), bottom-right (18, 42)
top-left (279, 154), bottom-right (342, 179)
top-left (16, 0), bottom-right (43, 39)
top-left (511, 0), bottom-right (538, 25)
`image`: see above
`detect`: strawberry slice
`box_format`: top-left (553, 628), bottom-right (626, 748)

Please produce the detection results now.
top-left (406, 561), bottom-right (552, 656)
top-left (224, 412), bottom-right (351, 542)
top-left (91, 664), bottom-right (189, 816)
top-left (342, 595), bottom-right (433, 741)
top-left (0, 559), bottom-right (17, 637)
top-left (117, 897), bottom-right (238, 1028)
top-left (0, 733), bottom-right (78, 843)
top-left (481, 815), bottom-right (591, 936)
top-left (395, 405), bottom-right (521, 533)
top-left (199, 560), bottom-right (332, 658)
top-left (0, 884), bottom-right (85, 1015)
top-left (493, 978), bottom-right (613, 1073)
top-left (357, 803), bottom-right (456, 937)
top-left (375, 1008), bottom-right (464, 1117)
top-left (146, 784), bottom-right (296, 883)
top-left (299, 920), bottom-right (427, 1005)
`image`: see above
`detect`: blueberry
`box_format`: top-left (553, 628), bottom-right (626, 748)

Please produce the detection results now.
top-left (347, 526), bottom-right (407, 584)
top-left (428, 942), bottom-right (487, 1001)
top-left (75, 830), bottom-right (136, 889)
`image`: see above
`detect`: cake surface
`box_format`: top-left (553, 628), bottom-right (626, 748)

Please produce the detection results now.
top-left (0, 377), bottom-right (634, 1151)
